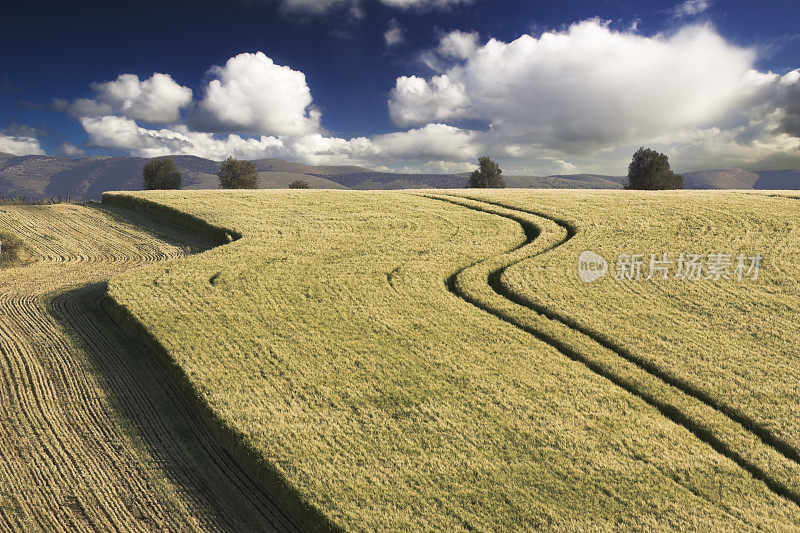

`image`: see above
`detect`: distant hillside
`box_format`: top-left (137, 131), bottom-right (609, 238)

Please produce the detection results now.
top-left (0, 153), bottom-right (354, 199)
top-left (521, 174), bottom-right (625, 189)
top-left (682, 169), bottom-right (760, 189)
top-left (250, 158), bottom-right (371, 176)
top-left (0, 152), bottom-right (797, 199)
top-left (753, 169), bottom-right (800, 189)
top-left (681, 168), bottom-right (800, 189)
top-left (330, 172), bottom-right (467, 189)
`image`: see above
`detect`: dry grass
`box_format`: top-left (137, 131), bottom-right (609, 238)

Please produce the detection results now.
top-left (104, 189), bottom-right (800, 531)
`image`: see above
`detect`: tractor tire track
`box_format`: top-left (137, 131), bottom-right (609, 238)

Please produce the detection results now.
top-left (422, 193), bottom-right (800, 510)
top-left (0, 204), bottom-right (300, 532)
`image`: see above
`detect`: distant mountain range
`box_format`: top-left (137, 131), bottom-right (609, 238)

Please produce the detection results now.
top-left (0, 152), bottom-right (797, 200)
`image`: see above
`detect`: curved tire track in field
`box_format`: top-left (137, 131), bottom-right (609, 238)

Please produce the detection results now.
top-left (423, 193), bottom-right (800, 509)
top-left (0, 204), bottom-right (300, 532)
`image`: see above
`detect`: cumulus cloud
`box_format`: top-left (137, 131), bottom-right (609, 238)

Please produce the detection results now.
top-left (190, 52), bottom-right (321, 136)
top-left (80, 115), bottom-right (287, 160)
top-left (79, 113), bottom-right (480, 169)
top-left (389, 75), bottom-right (469, 126)
top-left (776, 69), bottom-right (800, 137)
top-left (375, 160), bottom-right (477, 173)
top-left (384, 19), bottom-right (405, 47)
top-left (65, 24), bottom-right (798, 175)
top-left (59, 74), bottom-right (192, 123)
top-left (57, 142), bottom-right (87, 157)
top-left (372, 123), bottom-right (478, 160)
top-left (549, 160), bottom-right (577, 174)
top-left (0, 126), bottom-right (46, 156)
top-left (93, 74), bottom-right (192, 123)
top-left (674, 0), bottom-right (712, 17)
top-left (437, 29), bottom-right (479, 59)
top-left (419, 30), bottom-right (480, 71)
top-left (388, 20), bottom-right (800, 171)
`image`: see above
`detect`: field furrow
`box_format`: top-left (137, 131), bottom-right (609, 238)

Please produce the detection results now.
top-left (431, 193), bottom-right (800, 508)
top-left (101, 190), bottom-right (800, 531)
top-left (0, 203), bottom-right (299, 532)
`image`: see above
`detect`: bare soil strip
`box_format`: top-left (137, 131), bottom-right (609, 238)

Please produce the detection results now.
top-left (426, 193), bottom-right (800, 509)
top-left (0, 204), bottom-right (298, 532)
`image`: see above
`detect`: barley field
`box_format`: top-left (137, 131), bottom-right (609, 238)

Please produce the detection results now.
top-left (100, 189), bottom-right (800, 531)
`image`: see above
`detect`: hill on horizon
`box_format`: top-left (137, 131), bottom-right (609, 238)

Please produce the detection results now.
top-left (0, 152), bottom-right (797, 200)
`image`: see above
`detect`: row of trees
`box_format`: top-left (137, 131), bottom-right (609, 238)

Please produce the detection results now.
top-left (143, 157), bottom-right (310, 190)
top-left (467, 147), bottom-right (683, 190)
top-left (145, 147), bottom-right (683, 191)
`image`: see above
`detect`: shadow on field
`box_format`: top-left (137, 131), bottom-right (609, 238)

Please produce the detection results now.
top-left (45, 203), bottom-right (304, 532)
top-left (49, 282), bottom-right (299, 532)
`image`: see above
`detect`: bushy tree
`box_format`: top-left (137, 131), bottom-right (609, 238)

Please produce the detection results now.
top-left (624, 147), bottom-right (684, 190)
top-left (218, 157), bottom-right (259, 189)
top-left (143, 157), bottom-right (182, 190)
top-left (289, 180), bottom-right (309, 189)
top-left (468, 156), bottom-right (505, 188)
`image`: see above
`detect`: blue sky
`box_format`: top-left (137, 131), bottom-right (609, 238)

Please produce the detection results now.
top-left (1, 0), bottom-right (798, 174)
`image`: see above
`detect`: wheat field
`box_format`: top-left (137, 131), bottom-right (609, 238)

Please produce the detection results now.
top-left (0, 203), bottom-right (297, 531)
top-left (100, 189), bottom-right (800, 531)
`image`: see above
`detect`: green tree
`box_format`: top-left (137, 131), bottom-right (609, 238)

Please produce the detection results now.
top-left (624, 147), bottom-right (684, 190)
top-left (468, 156), bottom-right (505, 188)
top-left (218, 157), bottom-right (259, 189)
top-left (142, 157), bottom-right (182, 190)
top-left (289, 180), bottom-right (309, 189)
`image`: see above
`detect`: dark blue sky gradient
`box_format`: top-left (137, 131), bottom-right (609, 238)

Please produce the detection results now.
top-left (1, 0), bottom-right (798, 156)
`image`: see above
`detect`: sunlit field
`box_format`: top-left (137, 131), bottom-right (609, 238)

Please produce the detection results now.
top-left (101, 189), bottom-right (800, 531)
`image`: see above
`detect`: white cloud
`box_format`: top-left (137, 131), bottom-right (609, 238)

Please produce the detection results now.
top-left (437, 30), bottom-right (479, 59)
top-left (372, 123), bottom-right (478, 160)
top-left (674, 0), bottom-right (712, 17)
top-left (388, 20), bottom-right (800, 172)
top-left (384, 19), bottom-right (405, 47)
top-left (61, 74), bottom-right (192, 124)
top-left (66, 25), bottom-right (799, 176)
top-left (92, 73), bottom-right (192, 123)
top-left (79, 113), bottom-right (481, 169)
top-left (80, 115), bottom-right (286, 160)
top-left (57, 142), bottom-right (87, 157)
top-left (0, 128), bottom-right (45, 156)
top-left (64, 98), bottom-right (114, 118)
top-left (549, 160), bottom-right (577, 174)
top-left (375, 160), bottom-right (476, 173)
top-left (190, 52), bottom-right (321, 136)
top-left (388, 75), bottom-right (469, 126)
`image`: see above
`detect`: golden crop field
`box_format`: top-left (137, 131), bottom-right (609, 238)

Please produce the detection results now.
top-left (100, 189), bottom-right (800, 531)
top-left (0, 203), bottom-right (297, 531)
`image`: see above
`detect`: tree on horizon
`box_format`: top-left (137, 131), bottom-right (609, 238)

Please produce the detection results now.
top-left (624, 147), bottom-right (684, 190)
top-left (468, 156), bottom-right (505, 188)
top-left (218, 157), bottom-right (259, 189)
top-left (142, 157), bottom-right (182, 190)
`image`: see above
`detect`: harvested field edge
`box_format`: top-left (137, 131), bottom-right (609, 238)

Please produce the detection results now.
top-left (422, 193), bottom-right (800, 509)
top-left (101, 192), bottom-right (342, 533)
